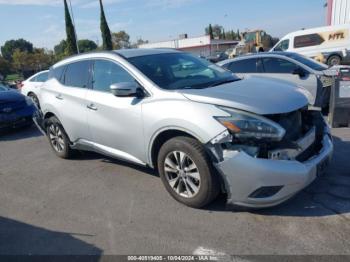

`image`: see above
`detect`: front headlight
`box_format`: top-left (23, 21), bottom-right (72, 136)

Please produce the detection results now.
top-left (215, 107), bottom-right (285, 141)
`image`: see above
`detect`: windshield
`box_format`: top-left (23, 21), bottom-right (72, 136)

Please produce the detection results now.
top-left (128, 53), bottom-right (239, 90)
top-left (284, 53), bottom-right (328, 71)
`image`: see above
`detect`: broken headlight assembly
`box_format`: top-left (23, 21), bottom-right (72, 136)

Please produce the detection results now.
top-left (215, 107), bottom-right (286, 141)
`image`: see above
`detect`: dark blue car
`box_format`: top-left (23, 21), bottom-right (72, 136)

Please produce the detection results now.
top-left (0, 83), bottom-right (37, 132)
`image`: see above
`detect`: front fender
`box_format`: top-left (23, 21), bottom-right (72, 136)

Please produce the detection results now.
top-left (142, 99), bottom-right (228, 165)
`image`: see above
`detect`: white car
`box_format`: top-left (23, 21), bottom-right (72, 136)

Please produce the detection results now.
top-left (21, 70), bottom-right (49, 108)
top-left (270, 24), bottom-right (350, 66)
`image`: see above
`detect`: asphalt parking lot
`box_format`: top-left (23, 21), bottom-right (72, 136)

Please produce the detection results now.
top-left (0, 125), bottom-right (350, 256)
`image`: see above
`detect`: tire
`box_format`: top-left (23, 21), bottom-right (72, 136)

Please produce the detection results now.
top-left (28, 93), bottom-right (40, 109)
top-left (46, 116), bottom-right (73, 159)
top-left (327, 55), bottom-right (341, 66)
top-left (157, 136), bottom-right (220, 208)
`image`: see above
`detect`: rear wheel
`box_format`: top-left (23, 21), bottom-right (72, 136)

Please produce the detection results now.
top-left (327, 55), bottom-right (341, 66)
top-left (157, 136), bottom-right (220, 208)
top-left (46, 116), bottom-right (73, 159)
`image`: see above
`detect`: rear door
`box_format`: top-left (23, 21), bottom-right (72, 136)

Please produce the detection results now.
top-left (23, 71), bottom-right (48, 95)
top-left (51, 60), bottom-right (92, 142)
top-left (261, 57), bottom-right (318, 105)
top-left (224, 58), bottom-right (263, 78)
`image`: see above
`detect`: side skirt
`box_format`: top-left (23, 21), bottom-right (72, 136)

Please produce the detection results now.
top-left (71, 139), bottom-right (147, 166)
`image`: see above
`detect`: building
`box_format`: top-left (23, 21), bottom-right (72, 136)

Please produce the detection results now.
top-left (138, 35), bottom-right (238, 57)
top-left (327, 0), bottom-right (350, 25)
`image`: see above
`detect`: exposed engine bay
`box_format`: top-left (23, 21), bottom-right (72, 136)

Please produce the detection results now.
top-left (208, 108), bottom-right (329, 163)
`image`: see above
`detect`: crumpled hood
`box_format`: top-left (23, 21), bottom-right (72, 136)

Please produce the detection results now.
top-left (179, 76), bottom-right (308, 115)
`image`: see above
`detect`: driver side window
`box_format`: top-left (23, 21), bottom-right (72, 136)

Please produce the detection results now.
top-left (274, 39), bottom-right (289, 51)
top-left (92, 60), bottom-right (135, 92)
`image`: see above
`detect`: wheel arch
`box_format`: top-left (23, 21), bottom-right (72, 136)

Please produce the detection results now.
top-left (326, 53), bottom-right (342, 65)
top-left (149, 128), bottom-right (203, 169)
top-left (43, 112), bottom-right (73, 144)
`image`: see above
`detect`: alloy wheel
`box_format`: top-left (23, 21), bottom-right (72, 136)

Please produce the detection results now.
top-left (164, 151), bottom-right (201, 198)
top-left (48, 124), bottom-right (65, 152)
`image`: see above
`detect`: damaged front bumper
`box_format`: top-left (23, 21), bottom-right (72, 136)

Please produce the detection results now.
top-left (210, 121), bottom-right (333, 208)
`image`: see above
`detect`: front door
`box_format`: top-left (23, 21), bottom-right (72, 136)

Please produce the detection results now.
top-left (86, 59), bottom-right (145, 164)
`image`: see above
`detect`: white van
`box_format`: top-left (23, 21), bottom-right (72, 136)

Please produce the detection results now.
top-left (271, 24), bottom-right (350, 66)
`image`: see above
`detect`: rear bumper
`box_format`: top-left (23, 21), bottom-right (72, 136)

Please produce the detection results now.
top-left (215, 131), bottom-right (333, 208)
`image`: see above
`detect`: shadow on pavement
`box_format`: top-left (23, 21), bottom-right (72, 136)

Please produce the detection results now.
top-left (0, 125), bottom-right (43, 141)
top-left (208, 133), bottom-right (350, 217)
top-left (0, 216), bottom-right (102, 256)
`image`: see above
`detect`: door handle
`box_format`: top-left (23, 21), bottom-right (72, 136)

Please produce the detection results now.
top-left (87, 103), bottom-right (98, 111)
top-left (55, 94), bottom-right (63, 100)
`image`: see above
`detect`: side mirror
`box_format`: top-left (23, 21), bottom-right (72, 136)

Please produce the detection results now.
top-left (292, 67), bottom-right (306, 78)
top-left (110, 82), bottom-right (144, 98)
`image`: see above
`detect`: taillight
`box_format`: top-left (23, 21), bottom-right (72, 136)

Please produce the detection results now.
top-left (17, 82), bottom-right (24, 89)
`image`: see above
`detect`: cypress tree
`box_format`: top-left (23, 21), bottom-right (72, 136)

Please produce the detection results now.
top-left (208, 24), bottom-right (214, 40)
top-left (63, 0), bottom-right (78, 55)
top-left (236, 29), bottom-right (240, 40)
top-left (99, 0), bottom-right (113, 50)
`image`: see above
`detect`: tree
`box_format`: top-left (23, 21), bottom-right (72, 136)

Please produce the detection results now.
top-left (205, 24), bottom-right (223, 39)
top-left (99, 0), bottom-right (113, 50)
top-left (12, 49), bottom-right (30, 73)
top-left (63, 0), bottom-right (78, 55)
top-left (0, 55), bottom-right (11, 77)
top-left (112, 31), bottom-right (131, 49)
top-left (206, 24), bottom-right (214, 39)
top-left (222, 29), bottom-right (226, 40)
top-left (54, 40), bottom-right (67, 58)
top-left (1, 39), bottom-right (33, 61)
top-left (12, 48), bottom-right (54, 77)
top-left (78, 39), bottom-right (98, 53)
top-left (136, 38), bottom-right (149, 45)
top-left (236, 29), bottom-right (241, 40)
top-left (131, 38), bottom-right (149, 48)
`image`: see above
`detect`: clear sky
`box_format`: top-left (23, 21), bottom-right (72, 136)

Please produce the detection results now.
top-left (0, 0), bottom-right (327, 50)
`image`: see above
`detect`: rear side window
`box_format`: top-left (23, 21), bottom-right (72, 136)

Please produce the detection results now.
top-left (293, 34), bottom-right (325, 48)
top-left (36, 72), bottom-right (48, 82)
top-left (64, 61), bottom-right (91, 88)
top-left (29, 76), bottom-right (37, 82)
top-left (262, 58), bottom-right (298, 73)
top-left (49, 66), bottom-right (65, 83)
top-left (226, 58), bottom-right (261, 73)
top-left (92, 60), bottom-right (135, 92)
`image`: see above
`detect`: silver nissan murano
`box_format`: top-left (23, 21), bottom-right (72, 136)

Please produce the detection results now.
top-left (36, 49), bottom-right (333, 209)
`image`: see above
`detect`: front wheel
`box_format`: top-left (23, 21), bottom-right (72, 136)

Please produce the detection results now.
top-left (46, 116), bottom-right (74, 159)
top-left (157, 136), bottom-right (220, 208)
top-left (327, 55), bottom-right (341, 66)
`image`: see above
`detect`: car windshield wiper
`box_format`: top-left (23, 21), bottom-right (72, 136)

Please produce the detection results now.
top-left (208, 78), bottom-right (240, 87)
